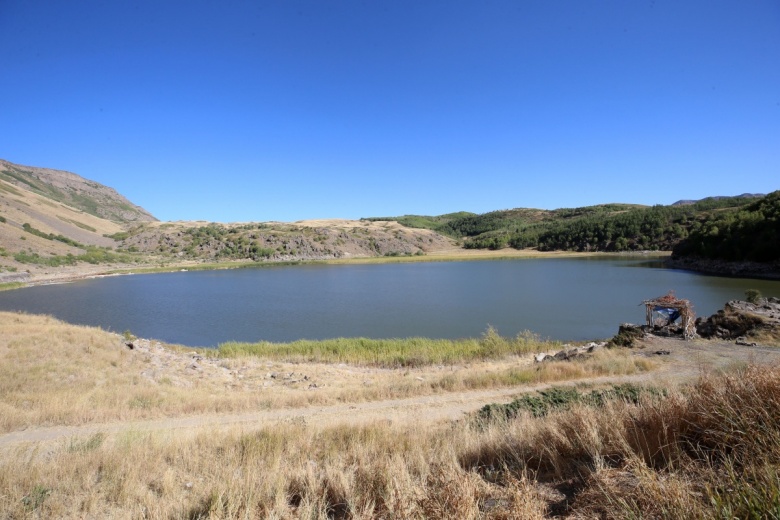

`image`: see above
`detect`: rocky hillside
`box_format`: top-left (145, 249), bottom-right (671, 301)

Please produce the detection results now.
top-left (0, 159), bottom-right (156, 224)
top-left (112, 219), bottom-right (455, 262)
top-left (0, 160), bottom-right (156, 281)
top-left (0, 159), bottom-right (457, 282)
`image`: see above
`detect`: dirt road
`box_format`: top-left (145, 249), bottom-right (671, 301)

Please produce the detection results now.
top-left (2, 335), bottom-right (777, 450)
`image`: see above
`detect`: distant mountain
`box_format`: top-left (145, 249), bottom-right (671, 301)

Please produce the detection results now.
top-left (672, 194), bottom-right (765, 206)
top-left (0, 159), bottom-right (156, 223)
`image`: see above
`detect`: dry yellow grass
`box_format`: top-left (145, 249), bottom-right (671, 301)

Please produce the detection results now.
top-left (2, 365), bottom-right (779, 518)
top-left (3, 310), bottom-right (780, 517)
top-left (0, 312), bottom-right (654, 434)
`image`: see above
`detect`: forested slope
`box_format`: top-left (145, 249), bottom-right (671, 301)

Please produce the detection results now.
top-left (671, 191), bottom-right (780, 263)
top-left (366, 195), bottom-right (766, 254)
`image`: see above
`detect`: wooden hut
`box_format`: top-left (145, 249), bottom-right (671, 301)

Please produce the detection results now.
top-left (643, 291), bottom-right (696, 340)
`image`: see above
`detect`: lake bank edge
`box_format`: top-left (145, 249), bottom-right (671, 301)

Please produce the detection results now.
top-left (1, 249), bottom-right (672, 291)
top-left (666, 255), bottom-right (780, 281)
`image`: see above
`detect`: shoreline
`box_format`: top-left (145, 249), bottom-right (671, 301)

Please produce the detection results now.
top-left (666, 256), bottom-right (780, 281)
top-left (1, 249), bottom-right (672, 290)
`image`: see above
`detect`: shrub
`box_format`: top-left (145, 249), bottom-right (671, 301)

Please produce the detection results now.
top-left (745, 289), bottom-right (762, 304)
top-left (477, 383), bottom-right (664, 421)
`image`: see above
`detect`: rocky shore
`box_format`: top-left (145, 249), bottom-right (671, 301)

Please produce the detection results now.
top-left (666, 255), bottom-right (780, 280)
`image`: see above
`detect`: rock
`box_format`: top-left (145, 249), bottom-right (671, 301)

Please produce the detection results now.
top-left (587, 344), bottom-right (602, 353)
top-left (534, 353), bottom-right (548, 363)
top-left (482, 498), bottom-right (511, 512)
top-left (608, 323), bottom-right (645, 348)
top-left (125, 342), bottom-right (134, 350)
top-left (654, 350), bottom-right (671, 356)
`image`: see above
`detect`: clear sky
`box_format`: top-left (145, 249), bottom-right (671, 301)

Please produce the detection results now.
top-left (1, 1), bottom-right (778, 222)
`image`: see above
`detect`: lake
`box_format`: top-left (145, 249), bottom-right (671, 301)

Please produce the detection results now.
top-left (1, 257), bottom-right (779, 347)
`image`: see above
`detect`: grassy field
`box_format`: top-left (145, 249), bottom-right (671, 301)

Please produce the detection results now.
top-left (2, 363), bottom-right (779, 518)
top-left (0, 312), bottom-right (654, 433)
top-left (4, 310), bottom-right (779, 517)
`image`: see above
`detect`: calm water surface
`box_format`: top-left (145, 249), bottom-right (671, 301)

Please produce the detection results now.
top-left (1, 257), bottom-right (779, 346)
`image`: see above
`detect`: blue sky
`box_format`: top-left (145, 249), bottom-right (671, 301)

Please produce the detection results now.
top-left (1, 1), bottom-right (778, 222)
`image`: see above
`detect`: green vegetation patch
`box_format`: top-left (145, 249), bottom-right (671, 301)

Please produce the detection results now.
top-left (22, 223), bottom-right (84, 248)
top-left (106, 225), bottom-right (147, 241)
top-left (218, 328), bottom-right (550, 367)
top-left (477, 383), bottom-right (665, 421)
top-left (13, 247), bottom-right (139, 266)
top-left (0, 181), bottom-right (23, 196)
top-left (673, 190), bottom-right (780, 263)
top-left (56, 216), bottom-right (97, 232)
top-left (361, 211), bottom-right (478, 236)
top-left (369, 195), bottom-right (765, 254)
top-left (0, 282), bottom-right (25, 292)
top-left (14, 251), bottom-right (78, 267)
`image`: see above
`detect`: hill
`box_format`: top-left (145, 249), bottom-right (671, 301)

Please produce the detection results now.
top-left (2, 157), bottom-right (776, 283)
top-left (0, 159), bottom-right (156, 224)
top-left (671, 190), bottom-right (780, 263)
top-left (668, 190), bottom-right (780, 276)
top-left (365, 196), bottom-right (768, 253)
top-left (0, 160), bottom-right (456, 283)
top-left (0, 159), bottom-right (162, 282)
top-left (671, 193), bottom-right (764, 206)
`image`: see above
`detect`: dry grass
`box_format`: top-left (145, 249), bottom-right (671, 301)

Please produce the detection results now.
top-left (0, 312), bottom-right (654, 434)
top-left (2, 364), bottom-right (779, 518)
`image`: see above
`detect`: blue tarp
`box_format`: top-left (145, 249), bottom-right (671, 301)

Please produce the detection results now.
top-left (654, 307), bottom-right (681, 323)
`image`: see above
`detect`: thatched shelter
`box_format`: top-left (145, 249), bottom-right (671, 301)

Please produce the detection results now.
top-left (643, 291), bottom-right (696, 339)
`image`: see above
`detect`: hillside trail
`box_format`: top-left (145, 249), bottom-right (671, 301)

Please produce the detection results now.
top-left (1, 336), bottom-right (778, 449)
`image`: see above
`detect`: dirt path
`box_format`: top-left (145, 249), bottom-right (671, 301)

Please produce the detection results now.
top-left (2, 335), bottom-right (777, 449)
top-left (0, 373), bottom-right (656, 449)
